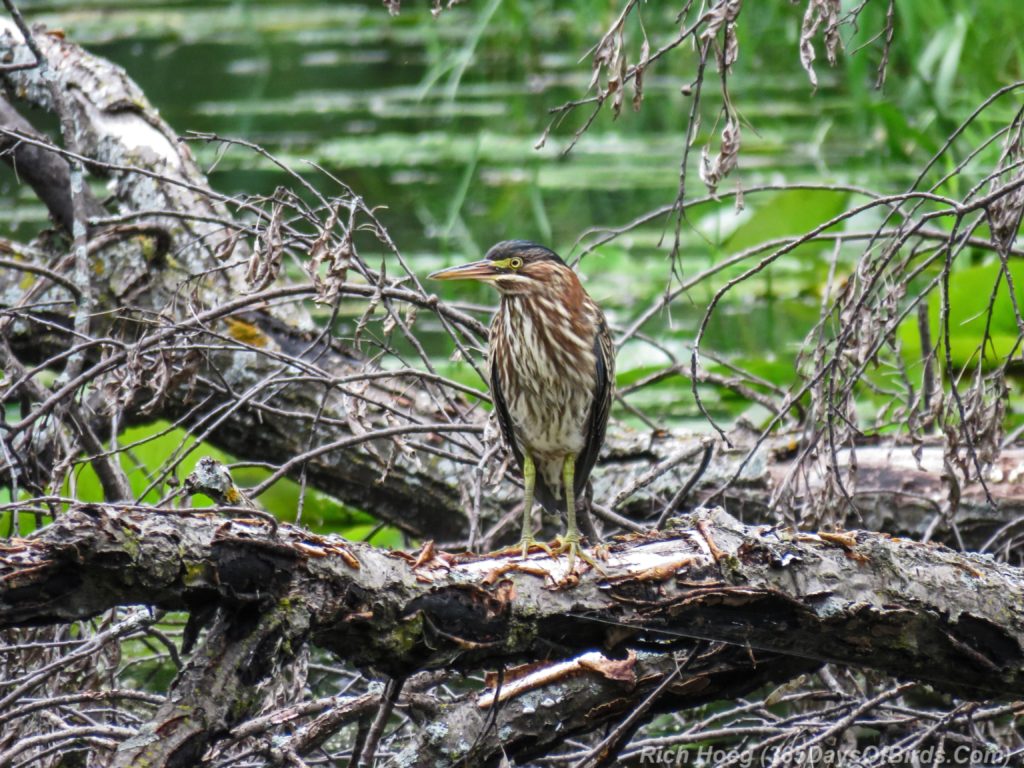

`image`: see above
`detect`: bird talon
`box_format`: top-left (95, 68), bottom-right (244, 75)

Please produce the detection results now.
top-left (550, 534), bottom-right (602, 574)
top-left (517, 536), bottom-right (553, 560)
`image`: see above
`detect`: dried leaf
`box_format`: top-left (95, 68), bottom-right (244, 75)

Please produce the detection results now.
top-left (579, 648), bottom-right (638, 685)
top-left (246, 198), bottom-right (284, 293)
top-left (307, 204), bottom-right (354, 303)
top-left (213, 227), bottom-right (243, 262)
top-left (799, 0), bottom-right (842, 88)
top-left (699, 116), bottom-right (741, 194)
top-left (632, 36), bottom-right (649, 111)
top-left (413, 540), bottom-right (435, 569)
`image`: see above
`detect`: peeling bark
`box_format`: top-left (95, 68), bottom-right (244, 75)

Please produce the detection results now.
top-left (4, 503), bottom-right (1024, 764)
top-left (111, 602), bottom-right (308, 768)
top-left (390, 647), bottom-right (817, 768)
top-left (3, 504), bottom-right (1023, 699)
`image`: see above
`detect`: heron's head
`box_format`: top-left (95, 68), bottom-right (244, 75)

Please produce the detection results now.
top-left (428, 240), bottom-right (572, 296)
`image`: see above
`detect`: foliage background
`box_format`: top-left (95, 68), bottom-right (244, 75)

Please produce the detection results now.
top-left (3, 0), bottom-right (1023, 532)
top-left (2, 2), bottom-right (1024, 766)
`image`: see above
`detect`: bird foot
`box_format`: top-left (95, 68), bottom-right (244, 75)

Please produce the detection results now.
top-left (550, 533), bottom-right (603, 574)
top-left (517, 535), bottom-right (554, 560)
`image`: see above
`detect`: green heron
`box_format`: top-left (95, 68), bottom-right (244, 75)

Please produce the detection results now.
top-left (429, 240), bottom-right (614, 571)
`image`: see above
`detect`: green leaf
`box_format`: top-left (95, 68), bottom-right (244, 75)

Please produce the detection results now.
top-left (724, 189), bottom-right (850, 258)
top-left (900, 261), bottom-right (1024, 369)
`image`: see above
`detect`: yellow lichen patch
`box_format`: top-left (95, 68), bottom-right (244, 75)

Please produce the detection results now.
top-left (139, 234), bottom-right (159, 261)
top-left (225, 317), bottom-right (269, 348)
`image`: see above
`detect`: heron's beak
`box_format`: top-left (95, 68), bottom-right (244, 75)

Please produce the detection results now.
top-left (428, 259), bottom-right (498, 282)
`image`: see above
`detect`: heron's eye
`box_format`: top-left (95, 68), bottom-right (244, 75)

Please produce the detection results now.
top-left (508, 257), bottom-right (523, 270)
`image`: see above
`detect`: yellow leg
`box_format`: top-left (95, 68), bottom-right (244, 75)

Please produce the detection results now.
top-left (553, 454), bottom-right (599, 572)
top-left (518, 454), bottom-right (551, 559)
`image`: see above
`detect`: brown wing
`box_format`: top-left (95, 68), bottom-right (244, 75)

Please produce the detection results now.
top-left (573, 313), bottom-right (614, 497)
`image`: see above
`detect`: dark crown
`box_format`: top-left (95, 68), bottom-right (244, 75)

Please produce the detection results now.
top-left (486, 240), bottom-right (565, 266)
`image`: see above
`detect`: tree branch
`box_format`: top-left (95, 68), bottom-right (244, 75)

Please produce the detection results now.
top-left (2, 504), bottom-right (1022, 698)
top-left (0, 96), bottom-right (106, 234)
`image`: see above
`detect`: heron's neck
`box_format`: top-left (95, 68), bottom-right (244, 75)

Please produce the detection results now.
top-left (499, 289), bottom-right (595, 359)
